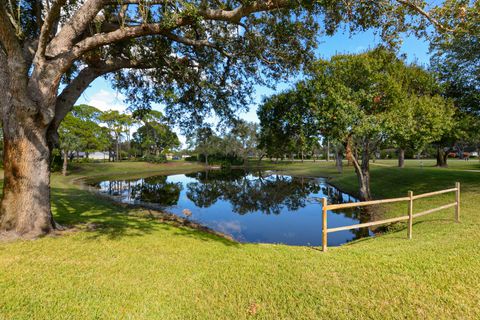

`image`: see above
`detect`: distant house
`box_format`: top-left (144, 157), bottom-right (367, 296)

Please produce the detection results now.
top-left (89, 151), bottom-right (109, 160)
top-left (69, 151), bottom-right (110, 160)
top-left (465, 147), bottom-right (478, 158)
top-left (448, 148), bottom-right (479, 159)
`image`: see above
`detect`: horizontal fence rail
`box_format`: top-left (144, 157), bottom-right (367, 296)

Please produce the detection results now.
top-left (321, 182), bottom-right (460, 252)
top-left (325, 196), bottom-right (410, 210)
top-left (412, 188), bottom-right (458, 200)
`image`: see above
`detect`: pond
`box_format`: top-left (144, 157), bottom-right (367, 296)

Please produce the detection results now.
top-left (92, 170), bottom-right (373, 246)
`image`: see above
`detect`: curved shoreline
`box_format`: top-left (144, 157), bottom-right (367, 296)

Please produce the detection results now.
top-left (73, 175), bottom-right (238, 244)
top-left (75, 168), bottom-right (378, 247)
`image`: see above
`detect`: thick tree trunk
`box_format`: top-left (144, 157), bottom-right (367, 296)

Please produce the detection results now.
top-left (351, 141), bottom-right (372, 201)
top-left (62, 149), bottom-right (68, 176)
top-left (334, 147), bottom-right (343, 173)
top-left (326, 139), bottom-right (330, 162)
top-left (436, 147), bottom-right (448, 167)
top-left (345, 136), bottom-right (354, 166)
top-left (398, 148), bottom-right (405, 168)
top-left (257, 154), bottom-right (265, 165)
top-left (357, 170), bottom-right (371, 201)
top-left (116, 137), bottom-right (120, 161)
top-left (0, 120), bottom-right (54, 238)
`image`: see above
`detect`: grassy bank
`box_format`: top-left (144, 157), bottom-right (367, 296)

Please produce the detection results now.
top-left (0, 160), bottom-right (479, 319)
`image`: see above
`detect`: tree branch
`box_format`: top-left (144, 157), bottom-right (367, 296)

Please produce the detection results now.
top-left (0, 1), bottom-right (23, 58)
top-left (104, 0), bottom-right (170, 4)
top-left (0, 50), bottom-right (9, 114)
top-left (53, 58), bottom-right (152, 129)
top-left (3, 2), bottom-right (22, 36)
top-left (163, 32), bottom-right (233, 58)
top-left (47, 0), bottom-right (106, 57)
top-left (198, 0), bottom-right (294, 23)
top-left (36, 0), bottom-right (67, 60)
top-left (395, 0), bottom-right (453, 32)
top-left (57, 0), bottom-right (297, 58)
top-left (33, 0), bottom-right (44, 30)
top-left (23, 39), bottom-right (39, 66)
top-left (69, 20), bottom-right (191, 59)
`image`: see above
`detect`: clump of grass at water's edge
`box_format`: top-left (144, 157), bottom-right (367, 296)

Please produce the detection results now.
top-left (0, 159), bottom-right (479, 319)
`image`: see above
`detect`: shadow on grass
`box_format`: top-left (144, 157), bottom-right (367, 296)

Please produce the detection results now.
top-left (51, 186), bottom-right (239, 246)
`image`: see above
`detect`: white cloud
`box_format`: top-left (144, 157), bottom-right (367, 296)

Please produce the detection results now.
top-left (83, 89), bottom-right (128, 112)
top-left (214, 220), bottom-right (242, 235)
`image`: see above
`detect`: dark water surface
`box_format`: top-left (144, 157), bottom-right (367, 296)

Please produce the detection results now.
top-left (93, 170), bottom-right (373, 246)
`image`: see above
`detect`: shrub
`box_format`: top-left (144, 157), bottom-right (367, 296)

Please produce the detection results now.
top-left (50, 149), bottom-right (63, 172)
top-left (142, 154), bottom-right (167, 163)
top-left (184, 156), bottom-right (198, 162)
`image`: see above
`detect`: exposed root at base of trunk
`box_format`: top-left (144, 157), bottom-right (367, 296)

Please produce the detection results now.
top-left (0, 229), bottom-right (48, 241)
top-left (52, 219), bottom-right (66, 231)
top-left (0, 220), bottom-right (72, 242)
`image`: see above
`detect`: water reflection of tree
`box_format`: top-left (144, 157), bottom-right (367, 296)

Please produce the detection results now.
top-left (100, 180), bottom-right (133, 196)
top-left (129, 176), bottom-right (182, 206)
top-left (98, 171), bottom-right (371, 241)
top-left (322, 185), bottom-right (357, 205)
top-left (185, 170), bottom-right (320, 215)
top-left (321, 185), bottom-right (371, 240)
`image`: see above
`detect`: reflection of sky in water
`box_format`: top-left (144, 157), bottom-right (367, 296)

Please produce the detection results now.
top-left (95, 171), bottom-right (373, 246)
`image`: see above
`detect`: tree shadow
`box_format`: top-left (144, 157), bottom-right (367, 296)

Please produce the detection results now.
top-left (50, 186), bottom-right (239, 246)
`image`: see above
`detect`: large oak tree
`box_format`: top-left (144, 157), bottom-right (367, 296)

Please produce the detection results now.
top-left (0, 0), bottom-right (460, 238)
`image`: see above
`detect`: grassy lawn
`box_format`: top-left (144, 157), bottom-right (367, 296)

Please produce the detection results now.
top-left (0, 160), bottom-right (479, 319)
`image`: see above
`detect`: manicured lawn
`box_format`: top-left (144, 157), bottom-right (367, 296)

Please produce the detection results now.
top-left (0, 160), bottom-right (479, 319)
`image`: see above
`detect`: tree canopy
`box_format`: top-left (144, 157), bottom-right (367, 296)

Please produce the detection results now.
top-left (99, 110), bottom-right (134, 161)
top-left (258, 86), bottom-right (319, 161)
top-left (311, 49), bottom-right (453, 199)
top-left (132, 111), bottom-right (180, 157)
top-left (58, 104), bottom-right (110, 174)
top-left (258, 48), bottom-right (454, 200)
top-left (429, 2), bottom-right (480, 165)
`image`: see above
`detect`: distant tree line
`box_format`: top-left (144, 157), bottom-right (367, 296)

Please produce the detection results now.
top-left (187, 121), bottom-right (262, 167)
top-left (55, 106), bottom-right (180, 175)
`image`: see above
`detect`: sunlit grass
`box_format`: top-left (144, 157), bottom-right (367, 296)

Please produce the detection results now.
top-left (0, 160), bottom-right (479, 319)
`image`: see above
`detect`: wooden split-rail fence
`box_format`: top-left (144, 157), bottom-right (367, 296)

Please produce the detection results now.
top-left (321, 182), bottom-right (460, 252)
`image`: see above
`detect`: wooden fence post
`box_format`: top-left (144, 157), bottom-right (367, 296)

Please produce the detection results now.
top-left (408, 191), bottom-right (413, 239)
top-left (322, 197), bottom-right (328, 252)
top-left (455, 182), bottom-right (460, 222)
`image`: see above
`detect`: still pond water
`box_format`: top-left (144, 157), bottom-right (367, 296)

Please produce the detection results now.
top-left (93, 170), bottom-right (373, 246)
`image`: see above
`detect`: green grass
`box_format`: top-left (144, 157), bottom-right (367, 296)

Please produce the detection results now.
top-left (373, 158), bottom-right (480, 170)
top-left (1, 160), bottom-right (479, 319)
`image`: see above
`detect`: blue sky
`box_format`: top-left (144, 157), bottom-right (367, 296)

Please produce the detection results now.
top-left (77, 29), bottom-right (430, 145)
